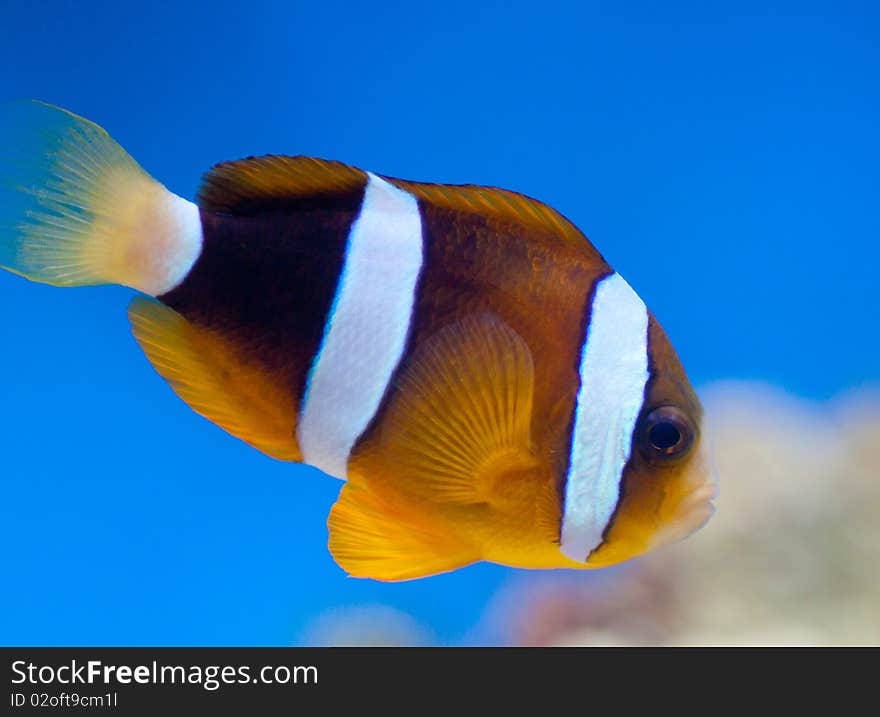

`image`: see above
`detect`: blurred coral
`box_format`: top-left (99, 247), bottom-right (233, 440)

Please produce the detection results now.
top-left (489, 382), bottom-right (880, 646)
top-left (296, 382), bottom-right (880, 646)
top-left (299, 604), bottom-right (436, 646)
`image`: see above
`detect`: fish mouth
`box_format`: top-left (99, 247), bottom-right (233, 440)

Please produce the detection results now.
top-left (655, 435), bottom-right (719, 547)
top-left (674, 480), bottom-right (718, 539)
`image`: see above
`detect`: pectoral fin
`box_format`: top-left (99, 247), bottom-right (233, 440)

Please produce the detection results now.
top-left (364, 313), bottom-right (540, 505)
top-left (128, 296), bottom-right (301, 461)
top-left (327, 313), bottom-right (557, 580)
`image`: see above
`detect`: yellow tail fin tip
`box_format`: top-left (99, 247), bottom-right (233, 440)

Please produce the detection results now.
top-left (0, 100), bottom-right (201, 294)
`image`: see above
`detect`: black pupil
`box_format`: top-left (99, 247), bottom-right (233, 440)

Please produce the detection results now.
top-left (650, 421), bottom-right (681, 450)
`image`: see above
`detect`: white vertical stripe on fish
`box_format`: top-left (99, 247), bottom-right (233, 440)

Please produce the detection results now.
top-left (560, 272), bottom-right (650, 562)
top-left (298, 173), bottom-right (423, 480)
top-left (149, 192), bottom-right (204, 296)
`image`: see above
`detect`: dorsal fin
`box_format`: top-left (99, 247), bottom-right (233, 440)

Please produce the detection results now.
top-left (197, 155), bottom-right (367, 214)
top-left (387, 177), bottom-right (593, 251)
top-left (198, 154), bottom-right (593, 252)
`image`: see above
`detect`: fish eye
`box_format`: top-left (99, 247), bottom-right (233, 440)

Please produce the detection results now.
top-left (639, 406), bottom-right (695, 461)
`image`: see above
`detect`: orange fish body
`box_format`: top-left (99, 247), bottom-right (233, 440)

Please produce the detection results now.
top-left (0, 101), bottom-right (717, 580)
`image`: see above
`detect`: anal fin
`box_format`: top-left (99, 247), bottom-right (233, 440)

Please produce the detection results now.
top-left (128, 296), bottom-right (301, 461)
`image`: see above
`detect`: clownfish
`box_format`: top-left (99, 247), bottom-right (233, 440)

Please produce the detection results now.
top-left (0, 101), bottom-right (717, 581)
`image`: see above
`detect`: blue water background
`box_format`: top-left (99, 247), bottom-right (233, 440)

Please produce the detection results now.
top-left (0, 1), bottom-right (877, 645)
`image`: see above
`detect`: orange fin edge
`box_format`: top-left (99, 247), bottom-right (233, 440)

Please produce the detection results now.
top-left (128, 296), bottom-right (301, 461)
top-left (328, 482), bottom-right (479, 582)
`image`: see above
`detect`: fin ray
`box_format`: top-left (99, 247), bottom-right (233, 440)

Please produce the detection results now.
top-left (387, 178), bottom-right (594, 253)
top-left (0, 100), bottom-right (200, 295)
top-left (198, 153), bottom-right (596, 257)
top-left (197, 155), bottom-right (366, 214)
top-left (128, 296), bottom-right (300, 461)
top-left (331, 314), bottom-right (557, 579)
top-left (367, 313), bottom-right (539, 506)
top-left (328, 481), bottom-right (478, 581)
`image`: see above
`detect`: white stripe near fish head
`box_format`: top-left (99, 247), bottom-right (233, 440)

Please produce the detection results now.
top-left (297, 173), bottom-right (423, 480)
top-left (560, 272), bottom-right (650, 562)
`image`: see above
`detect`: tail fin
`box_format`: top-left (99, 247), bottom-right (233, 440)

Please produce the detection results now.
top-left (0, 100), bottom-right (201, 295)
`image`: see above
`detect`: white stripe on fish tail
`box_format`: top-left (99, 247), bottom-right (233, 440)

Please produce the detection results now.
top-left (142, 190), bottom-right (204, 296)
top-left (0, 100), bottom-right (202, 294)
top-left (560, 272), bottom-right (650, 562)
top-left (297, 173), bottom-right (423, 480)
